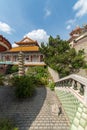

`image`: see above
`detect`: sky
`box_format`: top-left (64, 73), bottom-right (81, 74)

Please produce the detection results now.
top-left (0, 0), bottom-right (87, 47)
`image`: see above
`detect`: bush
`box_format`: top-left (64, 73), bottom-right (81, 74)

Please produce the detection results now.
top-left (49, 81), bottom-right (55, 91)
top-left (27, 66), bottom-right (48, 86)
top-left (33, 76), bottom-right (48, 86)
top-left (11, 65), bottom-right (18, 73)
top-left (11, 76), bottom-right (35, 98)
top-left (27, 66), bottom-right (48, 77)
top-left (0, 119), bottom-right (18, 130)
top-left (0, 74), bottom-right (4, 86)
top-left (6, 65), bottom-right (18, 74)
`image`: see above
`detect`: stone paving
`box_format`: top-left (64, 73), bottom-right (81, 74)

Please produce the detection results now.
top-left (0, 86), bottom-right (70, 130)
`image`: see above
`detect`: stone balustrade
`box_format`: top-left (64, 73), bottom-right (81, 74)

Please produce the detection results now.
top-left (55, 74), bottom-right (87, 105)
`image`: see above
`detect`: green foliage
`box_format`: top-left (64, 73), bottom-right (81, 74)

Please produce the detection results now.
top-left (0, 119), bottom-right (18, 130)
top-left (11, 76), bottom-right (35, 98)
top-left (11, 65), bottom-right (18, 73)
top-left (48, 81), bottom-right (55, 91)
top-left (83, 63), bottom-right (87, 69)
top-left (40, 35), bottom-right (86, 77)
top-left (34, 66), bottom-right (48, 78)
top-left (6, 65), bottom-right (18, 74)
top-left (0, 74), bottom-right (4, 85)
top-left (27, 66), bottom-right (48, 86)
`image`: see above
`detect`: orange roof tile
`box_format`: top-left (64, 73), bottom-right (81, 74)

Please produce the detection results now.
top-left (8, 46), bottom-right (39, 52)
top-left (70, 27), bottom-right (82, 36)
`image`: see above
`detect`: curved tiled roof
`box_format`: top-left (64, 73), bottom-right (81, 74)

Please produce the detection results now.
top-left (15, 37), bottom-right (39, 46)
top-left (8, 46), bottom-right (39, 52)
top-left (8, 37), bottom-right (40, 52)
top-left (69, 27), bottom-right (83, 37)
top-left (0, 35), bottom-right (12, 52)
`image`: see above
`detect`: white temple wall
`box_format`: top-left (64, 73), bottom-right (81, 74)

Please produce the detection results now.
top-left (0, 52), bottom-right (44, 63)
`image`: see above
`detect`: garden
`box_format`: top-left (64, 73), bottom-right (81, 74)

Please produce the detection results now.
top-left (0, 66), bottom-right (55, 130)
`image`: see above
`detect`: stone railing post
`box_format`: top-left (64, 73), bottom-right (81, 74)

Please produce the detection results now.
top-left (73, 81), bottom-right (77, 90)
top-left (71, 80), bottom-right (74, 88)
top-left (84, 86), bottom-right (87, 104)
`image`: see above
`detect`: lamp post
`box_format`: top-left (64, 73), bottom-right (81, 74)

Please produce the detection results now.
top-left (18, 51), bottom-right (25, 76)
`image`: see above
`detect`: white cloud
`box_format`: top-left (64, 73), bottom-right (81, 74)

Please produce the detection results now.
top-left (12, 43), bottom-right (18, 47)
top-left (73, 0), bottom-right (87, 17)
top-left (66, 19), bottom-right (76, 25)
top-left (24, 29), bottom-right (49, 45)
top-left (66, 0), bottom-right (87, 30)
top-left (66, 19), bottom-right (76, 30)
top-left (44, 9), bottom-right (51, 17)
top-left (44, 0), bottom-right (51, 18)
top-left (66, 25), bottom-right (71, 30)
top-left (0, 21), bottom-right (12, 34)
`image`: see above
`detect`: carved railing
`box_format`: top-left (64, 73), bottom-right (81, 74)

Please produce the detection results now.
top-left (55, 74), bottom-right (87, 105)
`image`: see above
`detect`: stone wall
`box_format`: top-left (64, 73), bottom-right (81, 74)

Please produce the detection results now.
top-left (77, 69), bottom-right (87, 78)
top-left (74, 36), bottom-right (87, 61)
top-left (73, 36), bottom-right (87, 78)
top-left (48, 67), bottom-right (59, 82)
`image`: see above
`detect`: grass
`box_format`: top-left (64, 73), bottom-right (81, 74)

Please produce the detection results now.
top-left (0, 119), bottom-right (18, 130)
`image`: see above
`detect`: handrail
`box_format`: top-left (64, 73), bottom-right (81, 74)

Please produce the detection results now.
top-left (55, 74), bottom-right (87, 105)
top-left (56, 74), bottom-right (87, 86)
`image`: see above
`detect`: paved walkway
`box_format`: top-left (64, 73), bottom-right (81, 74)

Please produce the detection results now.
top-left (0, 86), bottom-right (70, 130)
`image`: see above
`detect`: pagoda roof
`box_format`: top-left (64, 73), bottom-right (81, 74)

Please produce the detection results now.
top-left (15, 37), bottom-right (38, 46)
top-left (0, 35), bottom-right (12, 52)
top-left (70, 27), bottom-right (82, 36)
top-left (7, 46), bottom-right (39, 52)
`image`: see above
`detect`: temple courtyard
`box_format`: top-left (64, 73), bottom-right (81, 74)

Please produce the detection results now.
top-left (0, 86), bottom-right (69, 130)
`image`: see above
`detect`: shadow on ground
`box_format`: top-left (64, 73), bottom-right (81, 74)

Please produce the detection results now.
top-left (0, 86), bottom-right (47, 130)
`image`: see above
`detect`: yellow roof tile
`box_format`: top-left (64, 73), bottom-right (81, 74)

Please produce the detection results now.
top-left (8, 46), bottom-right (39, 52)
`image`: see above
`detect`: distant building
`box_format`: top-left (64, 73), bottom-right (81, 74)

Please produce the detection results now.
top-left (69, 25), bottom-right (87, 60)
top-left (0, 35), bottom-right (12, 74)
top-left (0, 36), bottom-right (45, 66)
top-left (0, 35), bottom-right (11, 52)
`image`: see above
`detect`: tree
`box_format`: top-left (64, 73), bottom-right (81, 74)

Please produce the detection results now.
top-left (40, 35), bottom-right (85, 77)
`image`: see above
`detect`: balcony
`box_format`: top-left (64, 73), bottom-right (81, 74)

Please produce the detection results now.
top-left (0, 61), bottom-right (46, 66)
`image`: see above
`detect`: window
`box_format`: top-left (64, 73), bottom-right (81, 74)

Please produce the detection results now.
top-left (26, 56), bottom-right (29, 61)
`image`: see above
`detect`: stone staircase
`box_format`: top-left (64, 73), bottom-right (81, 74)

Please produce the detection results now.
top-left (55, 87), bottom-right (87, 130)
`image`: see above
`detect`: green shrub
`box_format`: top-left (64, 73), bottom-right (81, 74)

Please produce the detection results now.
top-left (49, 81), bottom-right (55, 91)
top-left (0, 74), bottom-right (4, 86)
top-left (11, 65), bottom-right (18, 73)
top-left (35, 66), bottom-right (48, 77)
top-left (6, 65), bottom-right (18, 74)
top-left (11, 76), bottom-right (35, 98)
top-left (28, 76), bottom-right (47, 87)
top-left (27, 66), bottom-right (48, 86)
top-left (0, 119), bottom-right (18, 130)
top-left (40, 77), bottom-right (48, 85)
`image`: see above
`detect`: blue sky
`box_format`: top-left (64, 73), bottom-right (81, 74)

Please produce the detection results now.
top-left (0, 0), bottom-right (87, 46)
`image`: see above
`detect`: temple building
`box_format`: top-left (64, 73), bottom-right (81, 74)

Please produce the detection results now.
top-left (0, 35), bottom-right (12, 74)
top-left (69, 25), bottom-right (87, 60)
top-left (0, 35), bottom-right (11, 52)
top-left (0, 37), bottom-right (45, 66)
top-left (69, 25), bottom-right (87, 47)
